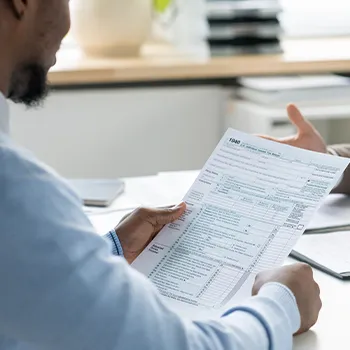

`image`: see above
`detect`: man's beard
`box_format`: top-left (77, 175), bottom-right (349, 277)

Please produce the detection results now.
top-left (8, 63), bottom-right (49, 107)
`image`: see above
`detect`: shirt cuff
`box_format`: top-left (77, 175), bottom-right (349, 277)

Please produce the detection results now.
top-left (105, 229), bottom-right (124, 257)
top-left (222, 282), bottom-right (300, 350)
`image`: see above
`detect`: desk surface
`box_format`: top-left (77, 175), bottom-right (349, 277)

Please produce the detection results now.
top-left (88, 173), bottom-right (350, 350)
top-left (50, 37), bottom-right (350, 86)
top-left (293, 266), bottom-right (350, 350)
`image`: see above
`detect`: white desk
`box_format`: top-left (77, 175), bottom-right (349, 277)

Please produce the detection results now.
top-left (88, 172), bottom-right (350, 350)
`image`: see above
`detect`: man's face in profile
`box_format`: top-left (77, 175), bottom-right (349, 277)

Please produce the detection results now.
top-left (8, 0), bottom-right (71, 106)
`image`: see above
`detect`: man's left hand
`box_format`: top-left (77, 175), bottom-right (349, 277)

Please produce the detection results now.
top-left (115, 203), bottom-right (186, 264)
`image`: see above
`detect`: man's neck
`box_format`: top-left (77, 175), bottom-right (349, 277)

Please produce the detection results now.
top-left (0, 43), bottom-right (11, 133)
top-left (0, 87), bottom-right (10, 135)
top-left (0, 75), bottom-right (9, 98)
top-left (0, 56), bottom-right (12, 97)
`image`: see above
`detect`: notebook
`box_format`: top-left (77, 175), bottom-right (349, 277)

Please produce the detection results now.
top-left (291, 231), bottom-right (350, 280)
top-left (69, 179), bottom-right (125, 207)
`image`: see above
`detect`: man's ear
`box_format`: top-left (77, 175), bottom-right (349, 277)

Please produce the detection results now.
top-left (8, 0), bottom-right (28, 19)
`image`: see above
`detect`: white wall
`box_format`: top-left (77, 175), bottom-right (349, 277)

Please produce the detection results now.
top-left (10, 86), bottom-right (226, 178)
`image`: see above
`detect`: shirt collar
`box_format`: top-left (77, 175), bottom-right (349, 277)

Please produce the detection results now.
top-left (0, 92), bottom-right (9, 134)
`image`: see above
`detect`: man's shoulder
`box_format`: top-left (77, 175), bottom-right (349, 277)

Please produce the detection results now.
top-left (1, 132), bottom-right (47, 168)
top-left (0, 134), bottom-right (80, 204)
top-left (0, 134), bottom-right (53, 182)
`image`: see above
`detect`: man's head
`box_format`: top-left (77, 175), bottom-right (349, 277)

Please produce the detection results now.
top-left (0, 0), bottom-right (70, 106)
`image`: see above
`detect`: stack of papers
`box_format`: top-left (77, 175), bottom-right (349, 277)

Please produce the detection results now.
top-left (237, 75), bottom-right (350, 108)
top-left (231, 74), bottom-right (350, 140)
top-left (207, 0), bottom-right (282, 19)
top-left (206, 0), bottom-right (283, 56)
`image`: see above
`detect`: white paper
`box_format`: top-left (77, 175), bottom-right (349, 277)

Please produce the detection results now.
top-left (293, 231), bottom-right (350, 274)
top-left (307, 194), bottom-right (350, 231)
top-left (132, 129), bottom-right (349, 318)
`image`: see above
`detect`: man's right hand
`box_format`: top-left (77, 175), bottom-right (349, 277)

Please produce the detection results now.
top-left (253, 263), bottom-right (322, 335)
top-left (260, 104), bottom-right (327, 154)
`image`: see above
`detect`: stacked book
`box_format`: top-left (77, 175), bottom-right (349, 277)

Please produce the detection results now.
top-left (206, 0), bottom-right (283, 56)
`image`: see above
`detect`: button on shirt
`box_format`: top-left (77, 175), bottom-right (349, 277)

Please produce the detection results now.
top-left (0, 93), bottom-right (300, 350)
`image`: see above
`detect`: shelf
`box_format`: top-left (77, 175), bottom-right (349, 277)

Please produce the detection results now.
top-left (49, 37), bottom-right (350, 86)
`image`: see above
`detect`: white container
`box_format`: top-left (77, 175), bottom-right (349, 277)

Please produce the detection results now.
top-left (71, 0), bottom-right (153, 57)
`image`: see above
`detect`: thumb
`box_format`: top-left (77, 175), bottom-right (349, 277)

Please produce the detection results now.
top-left (153, 202), bottom-right (187, 226)
top-left (287, 104), bottom-right (314, 135)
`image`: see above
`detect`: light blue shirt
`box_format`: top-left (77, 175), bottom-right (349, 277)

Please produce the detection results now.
top-left (0, 93), bottom-right (300, 350)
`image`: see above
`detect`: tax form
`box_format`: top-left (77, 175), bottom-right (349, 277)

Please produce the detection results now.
top-left (132, 129), bottom-right (349, 318)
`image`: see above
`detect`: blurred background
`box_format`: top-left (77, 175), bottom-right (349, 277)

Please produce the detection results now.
top-left (9, 0), bottom-right (350, 178)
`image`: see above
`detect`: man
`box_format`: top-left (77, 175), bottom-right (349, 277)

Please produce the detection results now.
top-left (0, 1), bottom-right (321, 349)
top-left (262, 104), bottom-right (350, 195)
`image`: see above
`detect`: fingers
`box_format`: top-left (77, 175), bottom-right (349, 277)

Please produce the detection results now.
top-left (256, 134), bottom-right (295, 146)
top-left (256, 134), bottom-right (282, 143)
top-left (287, 104), bottom-right (314, 134)
top-left (138, 203), bottom-right (187, 227)
top-left (154, 202), bottom-right (187, 225)
top-left (251, 275), bottom-right (261, 296)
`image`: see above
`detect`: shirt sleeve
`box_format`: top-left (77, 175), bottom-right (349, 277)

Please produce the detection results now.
top-left (0, 145), bottom-right (300, 350)
top-left (222, 283), bottom-right (300, 350)
top-left (104, 229), bottom-right (124, 257)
